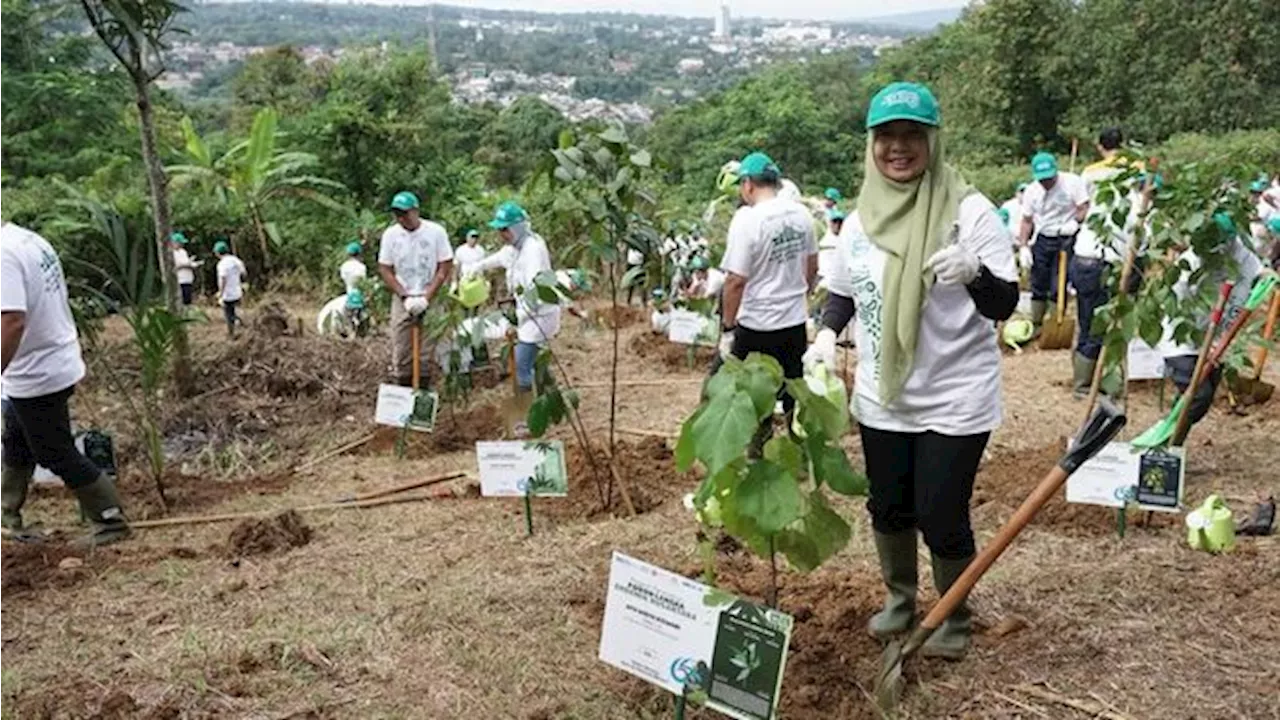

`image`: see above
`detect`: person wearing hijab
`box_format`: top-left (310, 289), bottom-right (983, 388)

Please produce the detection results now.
top-left (808, 82), bottom-right (1019, 659)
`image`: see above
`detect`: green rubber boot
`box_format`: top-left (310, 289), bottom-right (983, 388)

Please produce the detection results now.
top-left (1072, 352), bottom-right (1095, 399)
top-left (922, 553), bottom-right (974, 660)
top-left (70, 475), bottom-right (130, 548)
top-left (2, 463), bottom-right (34, 534)
top-left (866, 531), bottom-right (918, 639)
top-left (1030, 299), bottom-right (1048, 339)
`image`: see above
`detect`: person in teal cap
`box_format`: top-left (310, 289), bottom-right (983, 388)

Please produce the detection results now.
top-left (1016, 150), bottom-right (1089, 337)
top-left (823, 187), bottom-right (843, 212)
top-left (1266, 215), bottom-right (1280, 270)
top-left (169, 231), bottom-right (201, 306)
top-left (453, 228), bottom-right (486, 283)
top-left (377, 191), bottom-right (454, 387)
top-left (464, 201), bottom-right (561, 418)
top-left (340, 240), bottom-right (367, 293)
top-left (214, 240), bottom-right (247, 337)
top-left (715, 151), bottom-right (817, 410)
top-left (808, 81), bottom-right (1019, 660)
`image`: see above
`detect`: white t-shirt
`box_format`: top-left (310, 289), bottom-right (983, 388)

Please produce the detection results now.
top-left (217, 255), bottom-right (247, 302)
top-left (469, 236), bottom-right (562, 344)
top-left (173, 248), bottom-right (197, 285)
top-left (339, 258), bottom-right (367, 292)
top-left (377, 220), bottom-right (454, 295)
top-left (0, 224), bottom-right (86, 398)
top-left (454, 243), bottom-right (486, 271)
top-left (627, 248), bottom-right (644, 266)
top-left (1021, 172), bottom-right (1089, 237)
top-left (720, 197), bottom-right (817, 331)
top-left (1157, 238), bottom-right (1264, 359)
top-left (817, 230), bottom-right (853, 297)
top-left (842, 194), bottom-right (1018, 435)
top-left (1076, 160), bottom-right (1142, 261)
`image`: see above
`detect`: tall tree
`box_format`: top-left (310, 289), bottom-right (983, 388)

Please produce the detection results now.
top-left (79, 0), bottom-right (191, 392)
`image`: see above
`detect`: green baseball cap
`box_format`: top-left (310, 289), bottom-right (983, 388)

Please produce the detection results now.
top-left (736, 151), bottom-right (780, 183)
top-left (689, 255), bottom-right (709, 271)
top-left (824, 187), bottom-right (842, 202)
top-left (1213, 212), bottom-right (1237, 238)
top-left (1268, 216), bottom-right (1280, 234)
top-left (213, 240), bottom-right (230, 254)
top-left (488, 201), bottom-right (529, 229)
top-left (465, 228), bottom-right (479, 239)
top-left (389, 191), bottom-right (420, 211)
top-left (345, 241), bottom-right (362, 255)
top-left (866, 82), bottom-right (940, 130)
top-left (1031, 152), bottom-right (1058, 181)
top-left (1250, 179), bottom-right (1269, 193)
top-left (170, 231), bottom-right (188, 245)
top-left (826, 208), bottom-right (846, 222)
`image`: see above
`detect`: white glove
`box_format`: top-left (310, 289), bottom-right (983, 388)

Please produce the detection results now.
top-left (926, 244), bottom-right (982, 286)
top-left (803, 328), bottom-right (837, 370)
top-left (404, 296), bottom-right (428, 316)
top-left (718, 328), bottom-right (735, 360)
top-left (1018, 246), bottom-right (1033, 272)
top-left (1061, 219), bottom-right (1080, 236)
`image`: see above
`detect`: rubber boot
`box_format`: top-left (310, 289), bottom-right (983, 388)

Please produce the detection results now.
top-left (1, 463), bottom-right (34, 534)
top-left (70, 475), bottom-right (130, 548)
top-left (921, 553), bottom-right (974, 660)
top-left (1072, 352), bottom-right (1095, 399)
top-left (1030, 299), bottom-right (1048, 339)
top-left (867, 530), bottom-right (918, 639)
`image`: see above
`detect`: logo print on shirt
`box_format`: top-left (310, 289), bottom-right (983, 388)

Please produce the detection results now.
top-left (847, 231), bottom-right (883, 378)
top-left (766, 222), bottom-right (807, 264)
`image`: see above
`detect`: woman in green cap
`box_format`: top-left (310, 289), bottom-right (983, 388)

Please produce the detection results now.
top-left (810, 81), bottom-right (1019, 660)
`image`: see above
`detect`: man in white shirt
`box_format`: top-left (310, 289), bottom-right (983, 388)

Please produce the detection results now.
top-left (170, 231), bottom-right (201, 305)
top-left (339, 241), bottom-right (367, 293)
top-left (377, 191), bottom-right (454, 387)
top-left (1017, 152), bottom-right (1089, 336)
top-left (2, 223), bottom-right (129, 546)
top-left (215, 240), bottom-right (247, 337)
top-left (718, 151), bottom-right (818, 421)
top-left (452, 229), bottom-right (486, 281)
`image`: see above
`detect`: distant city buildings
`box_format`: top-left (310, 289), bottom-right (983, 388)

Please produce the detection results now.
top-left (714, 1), bottom-right (731, 39)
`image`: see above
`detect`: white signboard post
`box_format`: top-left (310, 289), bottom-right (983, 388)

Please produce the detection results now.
top-left (475, 440), bottom-right (567, 497)
top-left (1066, 441), bottom-right (1185, 512)
top-left (668, 310), bottom-right (715, 346)
top-left (374, 384), bottom-right (439, 432)
top-left (1126, 339), bottom-right (1166, 381)
top-left (599, 552), bottom-right (793, 720)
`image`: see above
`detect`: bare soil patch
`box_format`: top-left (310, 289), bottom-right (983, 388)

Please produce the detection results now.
top-left (596, 304), bottom-right (645, 329)
top-left (627, 331), bottom-right (716, 371)
top-left (538, 436), bottom-right (698, 521)
top-left (226, 510), bottom-right (312, 557)
top-left (359, 403), bottom-right (506, 457)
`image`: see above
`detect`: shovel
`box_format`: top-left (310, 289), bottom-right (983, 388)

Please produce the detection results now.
top-left (1039, 250), bottom-right (1074, 350)
top-left (1235, 286), bottom-right (1280, 405)
top-left (874, 397), bottom-right (1127, 712)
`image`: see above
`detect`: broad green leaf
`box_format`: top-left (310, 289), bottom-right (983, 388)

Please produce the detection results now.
top-left (527, 395), bottom-right (551, 437)
top-left (630, 149), bottom-right (652, 168)
top-left (736, 362), bottom-right (780, 419)
top-left (775, 493), bottom-right (852, 571)
top-left (599, 125), bottom-right (628, 144)
top-left (808, 439), bottom-right (867, 496)
top-left (557, 128), bottom-right (576, 149)
top-left (763, 436), bottom-right (803, 474)
top-left (704, 367), bottom-right (737, 401)
top-left (675, 406), bottom-right (704, 471)
top-left (736, 460), bottom-right (802, 533)
top-left (689, 390), bottom-right (758, 476)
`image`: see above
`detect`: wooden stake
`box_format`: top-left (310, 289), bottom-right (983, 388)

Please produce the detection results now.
top-left (335, 471), bottom-right (466, 503)
top-left (1012, 685), bottom-right (1137, 720)
top-left (125, 490), bottom-right (456, 530)
top-left (607, 458), bottom-right (638, 517)
top-left (294, 432), bottom-right (377, 473)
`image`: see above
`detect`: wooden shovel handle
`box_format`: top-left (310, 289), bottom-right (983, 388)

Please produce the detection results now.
top-left (1055, 251), bottom-right (1069, 322)
top-left (1251, 290), bottom-right (1280, 380)
top-left (919, 465), bottom-right (1068, 631)
top-left (411, 323), bottom-right (421, 392)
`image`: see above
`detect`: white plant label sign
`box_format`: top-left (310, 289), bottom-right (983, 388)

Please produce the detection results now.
top-left (1066, 441), bottom-right (1184, 512)
top-left (668, 309), bottom-right (715, 346)
top-left (475, 440), bottom-right (567, 497)
top-left (1126, 339), bottom-right (1165, 381)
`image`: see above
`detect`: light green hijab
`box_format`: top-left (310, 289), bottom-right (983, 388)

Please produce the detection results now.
top-left (856, 128), bottom-right (973, 404)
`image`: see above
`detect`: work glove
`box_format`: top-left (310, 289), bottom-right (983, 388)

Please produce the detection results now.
top-left (926, 244), bottom-right (982, 286)
top-left (404, 296), bottom-right (428, 316)
top-left (1018, 246), bottom-right (1033, 272)
top-left (803, 328), bottom-right (837, 371)
top-left (718, 328), bottom-right (735, 360)
top-left (1061, 219), bottom-right (1080, 236)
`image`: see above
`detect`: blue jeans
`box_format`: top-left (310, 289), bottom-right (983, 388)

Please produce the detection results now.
top-left (1070, 256), bottom-right (1109, 360)
top-left (1030, 234), bottom-right (1074, 302)
top-left (515, 341), bottom-right (540, 391)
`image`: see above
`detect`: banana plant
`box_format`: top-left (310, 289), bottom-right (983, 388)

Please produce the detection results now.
top-left (677, 354), bottom-right (867, 605)
top-left (168, 108), bottom-right (348, 271)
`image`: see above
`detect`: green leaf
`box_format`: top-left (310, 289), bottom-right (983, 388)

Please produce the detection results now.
top-left (808, 439), bottom-right (867, 496)
top-left (786, 378), bottom-right (848, 439)
top-left (736, 461), bottom-right (802, 533)
top-left (629, 149), bottom-right (652, 168)
top-left (775, 493), bottom-right (852, 572)
top-left (763, 436), bottom-right (803, 474)
top-left (689, 390), bottom-right (758, 476)
top-left (675, 406), bottom-right (704, 471)
top-left (527, 396), bottom-right (551, 437)
top-left (599, 125), bottom-right (628, 144)
top-left (736, 362), bottom-right (781, 420)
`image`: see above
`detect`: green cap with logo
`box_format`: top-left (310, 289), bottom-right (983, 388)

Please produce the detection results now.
top-left (213, 240), bottom-right (230, 254)
top-left (345, 241), bottom-right (362, 255)
top-left (1213, 211), bottom-right (1237, 238)
top-left (488, 201), bottom-right (529, 229)
top-left (824, 187), bottom-right (842, 202)
top-left (1251, 178), bottom-right (1269, 193)
top-left (170, 231), bottom-right (188, 245)
top-left (866, 82), bottom-right (940, 130)
top-left (1030, 152), bottom-right (1058, 181)
top-left (1269, 216), bottom-right (1280, 234)
top-left (736, 151), bottom-right (780, 183)
top-left (389, 191), bottom-right (420, 211)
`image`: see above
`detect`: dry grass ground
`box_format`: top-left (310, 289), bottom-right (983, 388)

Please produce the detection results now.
top-left (3, 296), bottom-right (1278, 719)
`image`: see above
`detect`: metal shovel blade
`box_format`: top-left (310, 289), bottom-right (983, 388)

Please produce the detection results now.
top-left (874, 638), bottom-right (906, 712)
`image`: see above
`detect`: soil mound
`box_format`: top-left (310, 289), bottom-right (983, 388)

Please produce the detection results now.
top-left (226, 510), bottom-right (312, 556)
top-left (627, 331), bottom-right (716, 371)
top-left (361, 403), bottom-right (506, 457)
top-left (1, 542), bottom-right (91, 596)
top-left (597, 305), bottom-right (644, 329)
top-left (539, 436), bottom-right (699, 520)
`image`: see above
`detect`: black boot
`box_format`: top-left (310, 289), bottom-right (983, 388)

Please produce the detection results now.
top-left (71, 475), bottom-right (130, 548)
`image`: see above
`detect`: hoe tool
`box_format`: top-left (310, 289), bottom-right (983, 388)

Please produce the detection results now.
top-left (1039, 251), bottom-right (1075, 350)
top-left (1235, 285), bottom-right (1280, 405)
top-left (875, 398), bottom-right (1127, 712)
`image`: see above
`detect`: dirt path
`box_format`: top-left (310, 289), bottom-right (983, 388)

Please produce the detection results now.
top-left (3, 304), bottom-right (1278, 719)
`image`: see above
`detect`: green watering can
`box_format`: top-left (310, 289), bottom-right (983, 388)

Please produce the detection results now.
top-left (452, 275), bottom-right (490, 309)
top-left (1185, 495), bottom-right (1234, 552)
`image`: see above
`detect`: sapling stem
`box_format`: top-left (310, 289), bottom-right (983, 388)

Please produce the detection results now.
top-left (767, 535), bottom-right (778, 609)
top-left (524, 486), bottom-right (534, 537)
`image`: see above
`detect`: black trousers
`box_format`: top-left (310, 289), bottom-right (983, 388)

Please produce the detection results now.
top-left (1070, 256), bottom-right (1108, 360)
top-left (1030, 234), bottom-right (1074, 302)
top-left (860, 424), bottom-right (990, 560)
top-left (222, 299), bottom-right (239, 333)
top-left (706, 323), bottom-right (806, 413)
top-left (1165, 354), bottom-right (1221, 426)
top-left (180, 283), bottom-right (193, 306)
top-left (2, 387), bottom-right (101, 489)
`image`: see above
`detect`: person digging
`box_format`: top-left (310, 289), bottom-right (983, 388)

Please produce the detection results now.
top-left (377, 191), bottom-right (454, 388)
top-left (1017, 151), bottom-right (1090, 338)
top-left (808, 82), bottom-right (1019, 660)
top-left (2, 222), bottom-right (130, 546)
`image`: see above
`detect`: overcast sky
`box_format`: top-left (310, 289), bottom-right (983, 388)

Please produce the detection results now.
top-left (319, 0), bottom-right (966, 22)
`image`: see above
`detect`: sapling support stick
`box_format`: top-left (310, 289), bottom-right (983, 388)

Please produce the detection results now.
top-left (673, 687), bottom-right (688, 720)
top-left (523, 485), bottom-right (534, 537)
top-left (767, 536), bottom-right (779, 609)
